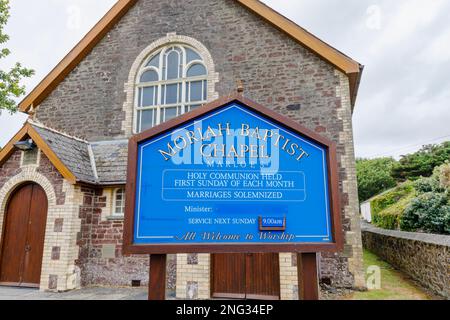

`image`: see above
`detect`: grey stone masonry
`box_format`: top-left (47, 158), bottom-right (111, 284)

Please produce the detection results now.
top-left (362, 222), bottom-right (450, 299)
top-left (34, 0), bottom-right (347, 142)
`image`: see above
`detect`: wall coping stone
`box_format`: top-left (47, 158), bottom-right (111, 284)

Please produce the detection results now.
top-left (361, 221), bottom-right (450, 247)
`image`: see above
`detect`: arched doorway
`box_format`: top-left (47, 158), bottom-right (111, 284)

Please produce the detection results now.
top-left (0, 183), bottom-right (48, 288)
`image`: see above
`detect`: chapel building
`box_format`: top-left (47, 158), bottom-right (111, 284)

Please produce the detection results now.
top-left (0, 0), bottom-right (364, 299)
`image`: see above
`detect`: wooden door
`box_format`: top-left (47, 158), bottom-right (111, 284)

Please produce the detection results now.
top-left (212, 254), bottom-right (247, 299)
top-left (212, 253), bottom-right (280, 300)
top-left (0, 183), bottom-right (48, 287)
top-left (245, 253), bottom-right (280, 300)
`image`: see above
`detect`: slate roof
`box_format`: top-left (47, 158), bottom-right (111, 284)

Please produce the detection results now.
top-left (32, 125), bottom-right (96, 183)
top-left (30, 123), bottom-right (128, 185)
top-left (91, 140), bottom-right (128, 185)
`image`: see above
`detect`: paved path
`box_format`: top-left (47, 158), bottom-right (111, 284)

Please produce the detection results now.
top-left (0, 286), bottom-right (148, 300)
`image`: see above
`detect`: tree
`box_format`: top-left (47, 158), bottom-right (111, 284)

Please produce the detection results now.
top-left (0, 0), bottom-right (34, 113)
top-left (391, 142), bottom-right (450, 182)
top-left (356, 157), bottom-right (397, 202)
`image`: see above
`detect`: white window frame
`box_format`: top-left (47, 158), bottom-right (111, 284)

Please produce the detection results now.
top-left (112, 188), bottom-right (125, 217)
top-left (134, 44), bottom-right (208, 133)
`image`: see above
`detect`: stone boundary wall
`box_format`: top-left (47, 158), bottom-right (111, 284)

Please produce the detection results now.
top-left (361, 222), bottom-right (449, 299)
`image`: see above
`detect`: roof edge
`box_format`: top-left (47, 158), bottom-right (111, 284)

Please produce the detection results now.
top-left (0, 123), bottom-right (77, 184)
top-left (19, 0), bottom-right (138, 113)
top-left (238, 0), bottom-right (362, 74)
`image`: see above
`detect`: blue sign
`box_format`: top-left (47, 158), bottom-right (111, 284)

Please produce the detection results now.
top-left (130, 100), bottom-right (336, 248)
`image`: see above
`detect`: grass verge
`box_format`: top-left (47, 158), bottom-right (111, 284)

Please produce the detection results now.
top-left (348, 250), bottom-right (434, 300)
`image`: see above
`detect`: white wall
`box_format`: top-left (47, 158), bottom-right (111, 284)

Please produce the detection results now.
top-left (360, 201), bottom-right (372, 222)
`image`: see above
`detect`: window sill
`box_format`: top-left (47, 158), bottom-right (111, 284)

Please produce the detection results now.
top-left (106, 215), bottom-right (125, 221)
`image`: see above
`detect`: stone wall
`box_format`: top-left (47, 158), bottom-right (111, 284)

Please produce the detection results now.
top-left (0, 150), bottom-right (66, 205)
top-left (362, 223), bottom-right (450, 299)
top-left (279, 253), bottom-right (299, 300)
top-left (76, 187), bottom-right (150, 287)
top-left (176, 254), bottom-right (210, 300)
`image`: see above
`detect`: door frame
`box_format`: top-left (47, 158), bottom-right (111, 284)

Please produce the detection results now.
top-left (210, 253), bottom-right (281, 300)
top-left (0, 182), bottom-right (48, 288)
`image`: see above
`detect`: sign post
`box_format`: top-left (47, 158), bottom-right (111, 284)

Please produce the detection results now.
top-left (124, 94), bottom-right (343, 300)
top-left (298, 253), bottom-right (319, 300)
top-left (148, 254), bottom-right (167, 300)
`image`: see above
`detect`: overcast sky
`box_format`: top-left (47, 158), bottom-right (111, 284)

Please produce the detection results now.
top-left (1, 0), bottom-right (449, 159)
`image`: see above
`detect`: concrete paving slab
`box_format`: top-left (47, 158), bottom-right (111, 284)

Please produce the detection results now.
top-left (0, 286), bottom-right (148, 300)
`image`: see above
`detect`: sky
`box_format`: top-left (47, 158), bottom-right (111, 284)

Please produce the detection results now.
top-left (1, 0), bottom-right (450, 159)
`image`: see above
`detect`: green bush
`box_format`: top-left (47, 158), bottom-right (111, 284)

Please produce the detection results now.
top-left (356, 158), bottom-right (397, 202)
top-left (371, 182), bottom-right (415, 230)
top-left (413, 176), bottom-right (440, 194)
top-left (372, 193), bottom-right (415, 230)
top-left (373, 213), bottom-right (399, 230)
top-left (400, 192), bottom-right (450, 235)
top-left (371, 182), bottom-right (414, 214)
top-left (435, 162), bottom-right (450, 190)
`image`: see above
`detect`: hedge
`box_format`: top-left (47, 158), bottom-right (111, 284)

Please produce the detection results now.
top-left (400, 192), bottom-right (450, 235)
top-left (371, 182), bottom-right (415, 230)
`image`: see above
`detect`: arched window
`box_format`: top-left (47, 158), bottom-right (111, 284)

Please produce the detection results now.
top-left (135, 45), bottom-right (208, 133)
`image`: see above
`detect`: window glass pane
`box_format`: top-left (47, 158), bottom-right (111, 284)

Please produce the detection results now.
top-left (188, 104), bottom-right (201, 112)
top-left (165, 84), bottom-right (179, 104)
top-left (146, 53), bottom-right (160, 68)
top-left (138, 88), bottom-right (143, 107)
top-left (187, 64), bottom-right (206, 77)
top-left (162, 107), bottom-right (178, 123)
top-left (185, 83), bottom-right (190, 102)
top-left (140, 70), bottom-right (158, 83)
top-left (140, 109), bottom-right (155, 131)
top-left (186, 47), bottom-right (202, 63)
top-left (190, 81), bottom-right (203, 102)
top-left (137, 111), bottom-right (142, 132)
top-left (203, 80), bottom-right (207, 100)
top-left (142, 87), bottom-right (155, 107)
top-left (167, 50), bottom-right (180, 80)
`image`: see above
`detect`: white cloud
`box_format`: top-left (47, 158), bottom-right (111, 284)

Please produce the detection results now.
top-left (368, 0), bottom-right (447, 54)
top-left (417, 26), bottom-right (450, 63)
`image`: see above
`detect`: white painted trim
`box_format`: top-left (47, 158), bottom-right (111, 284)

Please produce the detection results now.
top-left (112, 187), bottom-right (125, 217)
top-left (27, 119), bottom-right (88, 143)
top-left (87, 144), bottom-right (99, 181)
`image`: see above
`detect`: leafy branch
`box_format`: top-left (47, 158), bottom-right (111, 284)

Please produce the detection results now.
top-left (0, 0), bottom-right (34, 113)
